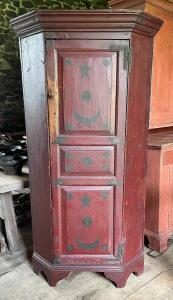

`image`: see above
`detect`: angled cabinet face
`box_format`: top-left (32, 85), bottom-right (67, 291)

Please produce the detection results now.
top-left (47, 39), bottom-right (128, 263)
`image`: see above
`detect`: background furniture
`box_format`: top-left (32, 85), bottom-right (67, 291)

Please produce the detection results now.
top-left (0, 171), bottom-right (29, 253)
top-left (109, 0), bottom-right (173, 253)
top-left (146, 133), bottom-right (173, 252)
top-left (109, 0), bottom-right (173, 129)
top-left (11, 10), bottom-right (161, 287)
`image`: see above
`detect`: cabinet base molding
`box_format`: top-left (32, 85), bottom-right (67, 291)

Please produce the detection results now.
top-left (32, 252), bottom-right (144, 288)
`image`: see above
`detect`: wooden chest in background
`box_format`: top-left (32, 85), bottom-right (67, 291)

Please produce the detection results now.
top-left (146, 133), bottom-right (173, 252)
top-left (11, 10), bottom-right (161, 287)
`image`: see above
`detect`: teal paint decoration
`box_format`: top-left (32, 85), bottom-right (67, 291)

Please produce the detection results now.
top-left (52, 135), bottom-right (65, 144)
top-left (65, 152), bottom-right (73, 159)
top-left (100, 191), bottom-right (109, 200)
top-left (74, 110), bottom-right (100, 125)
top-left (66, 192), bottom-right (73, 200)
top-left (55, 179), bottom-right (64, 186)
top-left (82, 156), bottom-right (92, 167)
top-left (82, 217), bottom-right (92, 227)
top-left (76, 239), bottom-right (99, 250)
top-left (107, 136), bottom-right (120, 145)
top-left (103, 58), bottom-right (111, 67)
top-left (102, 122), bottom-right (109, 130)
top-left (65, 164), bottom-right (73, 172)
top-left (65, 123), bottom-right (73, 130)
top-left (81, 194), bottom-right (91, 207)
top-left (101, 244), bottom-right (108, 250)
top-left (81, 90), bottom-right (92, 102)
top-left (102, 164), bottom-right (110, 172)
top-left (103, 151), bottom-right (111, 158)
top-left (80, 63), bottom-right (90, 78)
top-left (67, 245), bottom-right (73, 252)
top-left (64, 58), bottom-right (72, 65)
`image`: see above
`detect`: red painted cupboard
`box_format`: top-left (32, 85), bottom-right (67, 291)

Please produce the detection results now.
top-left (11, 10), bottom-right (162, 287)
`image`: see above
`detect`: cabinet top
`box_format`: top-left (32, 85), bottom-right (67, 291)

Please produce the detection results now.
top-left (10, 9), bottom-right (162, 38)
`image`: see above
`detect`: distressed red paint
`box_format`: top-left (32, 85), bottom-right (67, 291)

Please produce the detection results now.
top-left (11, 10), bottom-right (162, 288)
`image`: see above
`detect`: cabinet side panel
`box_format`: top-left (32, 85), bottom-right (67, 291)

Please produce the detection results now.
top-left (123, 33), bottom-right (153, 262)
top-left (20, 33), bottom-right (53, 261)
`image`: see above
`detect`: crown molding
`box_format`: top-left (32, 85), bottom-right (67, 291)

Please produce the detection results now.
top-left (10, 9), bottom-right (163, 38)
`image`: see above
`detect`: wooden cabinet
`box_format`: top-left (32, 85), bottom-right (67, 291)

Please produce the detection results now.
top-left (146, 133), bottom-right (173, 252)
top-left (11, 10), bottom-right (162, 287)
top-left (109, 0), bottom-right (173, 129)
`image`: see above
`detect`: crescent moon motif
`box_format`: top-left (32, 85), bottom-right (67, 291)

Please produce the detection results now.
top-left (76, 239), bottom-right (99, 250)
top-left (74, 110), bottom-right (100, 125)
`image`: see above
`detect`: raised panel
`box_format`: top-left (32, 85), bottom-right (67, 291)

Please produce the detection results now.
top-left (58, 51), bottom-right (117, 135)
top-left (60, 146), bottom-right (114, 175)
top-left (59, 186), bottom-right (114, 255)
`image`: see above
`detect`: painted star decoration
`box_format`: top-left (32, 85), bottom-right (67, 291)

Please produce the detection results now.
top-left (80, 63), bottom-right (90, 78)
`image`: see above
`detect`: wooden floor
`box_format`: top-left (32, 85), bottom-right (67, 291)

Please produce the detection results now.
top-left (0, 226), bottom-right (173, 299)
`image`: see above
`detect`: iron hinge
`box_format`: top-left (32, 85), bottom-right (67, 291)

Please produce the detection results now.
top-left (54, 179), bottom-right (64, 186)
top-left (52, 135), bottom-right (65, 145)
top-left (53, 255), bottom-right (60, 264)
top-left (123, 47), bottom-right (132, 72)
top-left (109, 45), bottom-right (131, 72)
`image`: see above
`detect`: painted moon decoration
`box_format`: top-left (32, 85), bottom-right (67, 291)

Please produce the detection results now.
top-left (74, 110), bottom-right (100, 125)
top-left (76, 239), bottom-right (99, 250)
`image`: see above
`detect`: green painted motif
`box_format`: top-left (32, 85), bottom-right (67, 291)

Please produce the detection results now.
top-left (81, 90), bottom-right (92, 102)
top-left (100, 191), bottom-right (109, 200)
top-left (103, 58), bottom-right (111, 67)
top-left (76, 239), bottom-right (99, 250)
top-left (80, 63), bottom-right (90, 78)
top-left (103, 151), bottom-right (111, 158)
top-left (102, 164), bottom-right (110, 172)
top-left (74, 110), bottom-right (100, 125)
top-left (66, 192), bottom-right (73, 200)
top-left (108, 178), bottom-right (117, 186)
top-left (64, 58), bottom-right (72, 65)
top-left (101, 244), bottom-right (108, 250)
top-left (65, 152), bottom-right (73, 159)
top-left (67, 245), bottom-right (73, 252)
top-left (65, 123), bottom-right (73, 130)
top-left (102, 122), bottom-right (109, 130)
top-left (108, 136), bottom-right (119, 145)
top-left (82, 157), bottom-right (92, 166)
top-left (81, 194), bottom-right (91, 207)
top-left (65, 164), bottom-right (73, 172)
top-left (108, 178), bottom-right (122, 186)
top-left (82, 217), bottom-right (92, 227)
top-left (55, 179), bottom-right (64, 186)
top-left (53, 135), bottom-right (65, 144)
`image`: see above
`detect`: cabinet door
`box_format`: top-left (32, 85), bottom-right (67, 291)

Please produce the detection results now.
top-left (47, 39), bottom-right (128, 265)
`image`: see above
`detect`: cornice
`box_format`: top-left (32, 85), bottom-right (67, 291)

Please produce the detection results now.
top-left (109, 0), bottom-right (173, 13)
top-left (10, 10), bottom-right (163, 38)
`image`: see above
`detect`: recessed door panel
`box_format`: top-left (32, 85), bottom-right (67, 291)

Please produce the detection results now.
top-left (58, 51), bottom-right (116, 135)
top-left (60, 186), bottom-right (114, 255)
top-left (60, 146), bottom-right (114, 176)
